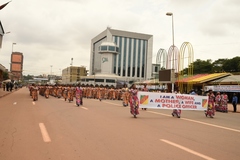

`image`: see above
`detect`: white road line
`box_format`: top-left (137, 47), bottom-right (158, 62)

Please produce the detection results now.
top-left (81, 107), bottom-right (88, 110)
top-left (160, 139), bottom-right (216, 160)
top-left (102, 101), bottom-right (122, 106)
top-left (13, 102), bottom-right (17, 105)
top-left (147, 111), bottom-right (171, 117)
top-left (148, 111), bottom-right (240, 133)
top-left (181, 117), bottom-right (240, 133)
top-left (39, 123), bottom-right (51, 143)
top-left (94, 101), bottom-right (240, 133)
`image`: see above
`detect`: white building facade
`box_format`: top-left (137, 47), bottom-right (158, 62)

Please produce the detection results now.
top-left (90, 28), bottom-right (153, 82)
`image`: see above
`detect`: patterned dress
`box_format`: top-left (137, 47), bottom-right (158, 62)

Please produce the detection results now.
top-left (215, 93), bottom-right (221, 111)
top-left (221, 94), bottom-right (228, 112)
top-left (129, 88), bottom-right (139, 117)
top-left (206, 92), bottom-right (215, 117)
top-left (75, 87), bottom-right (83, 106)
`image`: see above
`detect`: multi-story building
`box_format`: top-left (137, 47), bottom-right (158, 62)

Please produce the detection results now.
top-left (10, 52), bottom-right (24, 81)
top-left (90, 28), bottom-right (153, 81)
top-left (62, 66), bottom-right (87, 84)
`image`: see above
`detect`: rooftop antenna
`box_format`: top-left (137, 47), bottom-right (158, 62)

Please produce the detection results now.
top-left (70, 58), bottom-right (73, 66)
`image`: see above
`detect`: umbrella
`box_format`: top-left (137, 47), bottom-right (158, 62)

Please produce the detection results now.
top-left (2, 79), bottom-right (11, 83)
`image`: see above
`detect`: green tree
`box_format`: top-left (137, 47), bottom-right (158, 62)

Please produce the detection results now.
top-left (222, 56), bottom-right (240, 72)
top-left (212, 59), bottom-right (227, 73)
top-left (23, 74), bottom-right (34, 80)
top-left (193, 59), bottom-right (213, 74)
top-left (3, 71), bottom-right (9, 80)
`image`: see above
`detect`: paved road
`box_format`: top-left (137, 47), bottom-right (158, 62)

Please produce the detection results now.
top-left (0, 88), bottom-right (240, 160)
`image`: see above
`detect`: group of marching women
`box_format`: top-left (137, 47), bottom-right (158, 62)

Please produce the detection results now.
top-left (214, 92), bottom-right (229, 112)
top-left (28, 84), bottom-right (141, 117)
top-left (29, 83), bottom-right (234, 119)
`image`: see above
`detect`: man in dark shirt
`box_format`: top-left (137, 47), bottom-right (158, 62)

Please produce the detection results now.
top-left (232, 93), bottom-right (238, 112)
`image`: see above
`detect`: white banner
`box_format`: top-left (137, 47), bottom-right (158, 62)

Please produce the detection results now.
top-left (138, 92), bottom-right (208, 110)
top-left (205, 85), bottom-right (240, 92)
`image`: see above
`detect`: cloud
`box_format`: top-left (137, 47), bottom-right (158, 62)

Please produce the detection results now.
top-left (1, 0), bottom-right (240, 76)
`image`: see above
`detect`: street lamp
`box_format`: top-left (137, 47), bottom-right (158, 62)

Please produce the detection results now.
top-left (166, 12), bottom-right (175, 93)
top-left (50, 65), bottom-right (53, 75)
top-left (12, 42), bottom-right (16, 53)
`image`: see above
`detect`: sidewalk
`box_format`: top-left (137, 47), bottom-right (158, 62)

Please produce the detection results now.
top-left (0, 88), bottom-right (16, 98)
top-left (227, 103), bottom-right (239, 113)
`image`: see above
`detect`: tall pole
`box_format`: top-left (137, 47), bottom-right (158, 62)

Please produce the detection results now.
top-left (51, 65), bottom-right (53, 75)
top-left (11, 43), bottom-right (17, 74)
top-left (50, 65), bottom-right (53, 80)
top-left (12, 42), bottom-right (16, 53)
top-left (166, 12), bottom-right (175, 93)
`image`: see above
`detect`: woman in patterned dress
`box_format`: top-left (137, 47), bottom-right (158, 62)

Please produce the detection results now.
top-left (129, 84), bottom-right (139, 118)
top-left (75, 84), bottom-right (83, 106)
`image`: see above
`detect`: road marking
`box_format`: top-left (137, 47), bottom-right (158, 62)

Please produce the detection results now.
top-left (13, 102), bottom-right (17, 105)
top-left (32, 102), bottom-right (35, 105)
top-left (39, 123), bottom-right (51, 142)
top-left (147, 111), bottom-right (171, 117)
top-left (98, 101), bottom-right (240, 133)
top-left (160, 139), bottom-right (216, 160)
top-left (102, 101), bottom-right (122, 106)
top-left (148, 111), bottom-right (240, 133)
top-left (181, 117), bottom-right (240, 133)
top-left (81, 107), bottom-right (88, 110)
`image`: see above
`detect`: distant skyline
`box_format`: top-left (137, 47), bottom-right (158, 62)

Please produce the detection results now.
top-left (1, 0), bottom-right (240, 76)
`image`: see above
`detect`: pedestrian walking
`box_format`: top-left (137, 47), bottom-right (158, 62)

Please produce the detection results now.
top-left (75, 84), bottom-right (83, 106)
top-left (2, 82), bottom-right (6, 91)
top-left (6, 82), bottom-right (9, 91)
top-left (129, 84), bottom-right (139, 118)
top-left (232, 93), bottom-right (238, 112)
top-left (205, 89), bottom-right (215, 118)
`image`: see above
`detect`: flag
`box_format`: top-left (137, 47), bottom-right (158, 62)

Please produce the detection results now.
top-left (140, 95), bottom-right (149, 105)
top-left (0, 1), bottom-right (11, 10)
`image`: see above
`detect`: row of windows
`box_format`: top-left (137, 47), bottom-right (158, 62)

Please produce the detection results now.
top-left (113, 36), bottom-right (147, 78)
top-left (99, 45), bottom-right (119, 52)
top-left (92, 35), bottom-right (148, 78)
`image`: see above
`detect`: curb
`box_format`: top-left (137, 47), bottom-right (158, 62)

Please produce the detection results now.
top-left (0, 91), bottom-right (15, 99)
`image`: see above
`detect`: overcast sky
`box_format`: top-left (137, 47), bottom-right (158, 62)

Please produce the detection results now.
top-left (1, 0), bottom-right (240, 76)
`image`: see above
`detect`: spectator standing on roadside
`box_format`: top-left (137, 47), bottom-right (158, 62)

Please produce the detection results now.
top-left (6, 82), bottom-right (10, 91)
top-left (232, 93), bottom-right (238, 112)
top-left (9, 82), bottom-right (14, 92)
top-left (2, 82), bottom-right (6, 91)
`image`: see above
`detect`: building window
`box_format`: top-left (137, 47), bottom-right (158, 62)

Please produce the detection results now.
top-left (155, 66), bottom-right (158, 72)
top-left (108, 46), bottom-right (115, 51)
top-left (106, 79), bottom-right (115, 83)
top-left (95, 79), bottom-right (104, 82)
top-left (101, 46), bottom-right (107, 51)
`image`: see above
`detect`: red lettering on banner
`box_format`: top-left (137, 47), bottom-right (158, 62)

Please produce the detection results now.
top-left (185, 101), bottom-right (193, 104)
top-left (162, 104), bottom-right (181, 108)
top-left (182, 105), bottom-right (197, 109)
top-left (176, 95), bottom-right (194, 100)
top-left (155, 99), bottom-right (179, 103)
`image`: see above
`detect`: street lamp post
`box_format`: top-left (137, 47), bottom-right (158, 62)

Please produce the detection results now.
top-left (50, 65), bottom-right (53, 80)
top-left (12, 42), bottom-right (16, 53)
top-left (166, 12), bottom-right (175, 93)
top-left (50, 65), bottom-right (53, 75)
